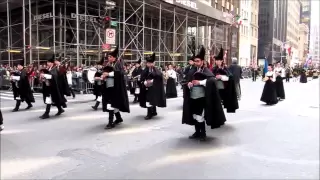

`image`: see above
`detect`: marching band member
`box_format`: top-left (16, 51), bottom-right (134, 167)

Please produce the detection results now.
top-left (165, 64), bottom-right (178, 98)
top-left (212, 48), bottom-right (239, 113)
top-left (92, 56), bottom-right (105, 110)
top-left (101, 46), bottom-right (130, 129)
top-left (10, 58), bottom-right (35, 112)
top-left (130, 58), bottom-right (143, 103)
top-left (182, 46), bottom-right (226, 141)
top-left (260, 64), bottom-right (278, 105)
top-left (273, 62), bottom-right (285, 100)
top-left (139, 53), bottom-right (166, 120)
top-left (39, 55), bottom-right (66, 119)
top-left (54, 56), bottom-right (70, 107)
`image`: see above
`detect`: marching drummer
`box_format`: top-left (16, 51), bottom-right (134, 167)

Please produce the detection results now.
top-left (130, 58), bottom-right (143, 103)
top-left (92, 55), bottom-right (106, 110)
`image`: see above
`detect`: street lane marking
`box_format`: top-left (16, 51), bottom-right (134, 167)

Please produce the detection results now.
top-left (141, 146), bottom-right (241, 170)
top-left (240, 151), bottom-right (320, 165)
top-left (0, 128), bottom-right (34, 135)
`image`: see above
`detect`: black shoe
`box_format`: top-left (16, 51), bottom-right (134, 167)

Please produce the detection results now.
top-left (39, 114), bottom-right (50, 119)
top-left (199, 122), bottom-right (207, 141)
top-left (105, 111), bottom-right (115, 129)
top-left (189, 132), bottom-right (200, 139)
top-left (12, 108), bottom-right (19, 112)
top-left (55, 109), bottom-right (65, 116)
top-left (105, 123), bottom-right (115, 129)
top-left (25, 104), bottom-right (33, 110)
top-left (144, 107), bottom-right (153, 120)
top-left (92, 106), bottom-right (98, 110)
top-left (144, 115), bottom-right (152, 120)
top-left (114, 112), bottom-right (123, 125)
top-left (189, 124), bottom-right (200, 139)
top-left (151, 106), bottom-right (157, 116)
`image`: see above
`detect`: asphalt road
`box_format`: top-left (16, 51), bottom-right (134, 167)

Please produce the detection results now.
top-left (1, 79), bottom-right (319, 179)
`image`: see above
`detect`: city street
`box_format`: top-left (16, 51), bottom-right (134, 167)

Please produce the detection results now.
top-left (1, 79), bottom-right (319, 179)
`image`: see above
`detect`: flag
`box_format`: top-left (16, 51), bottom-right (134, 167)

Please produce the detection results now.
top-left (263, 59), bottom-right (268, 74)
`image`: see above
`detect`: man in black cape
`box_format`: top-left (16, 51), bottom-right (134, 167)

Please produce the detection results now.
top-left (10, 58), bottom-right (35, 112)
top-left (130, 58), bottom-right (143, 103)
top-left (101, 46), bottom-right (130, 129)
top-left (139, 53), bottom-right (166, 120)
top-left (182, 46), bottom-right (226, 141)
top-left (212, 47), bottom-right (239, 113)
top-left (54, 55), bottom-right (71, 108)
top-left (92, 55), bottom-right (105, 110)
top-left (39, 55), bottom-right (67, 119)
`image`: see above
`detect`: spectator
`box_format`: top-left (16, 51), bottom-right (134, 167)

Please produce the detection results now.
top-left (228, 59), bottom-right (242, 100)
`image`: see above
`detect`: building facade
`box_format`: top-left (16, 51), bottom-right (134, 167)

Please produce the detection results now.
top-left (310, 26), bottom-right (319, 65)
top-left (258, 0), bottom-right (288, 64)
top-left (238, 0), bottom-right (259, 66)
top-left (286, 0), bottom-right (301, 65)
top-left (298, 23), bottom-right (309, 63)
top-left (0, 0), bottom-right (240, 67)
top-left (300, 0), bottom-right (311, 49)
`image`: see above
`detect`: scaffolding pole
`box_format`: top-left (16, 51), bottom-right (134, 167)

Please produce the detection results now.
top-left (185, 12), bottom-right (188, 62)
top-left (158, 3), bottom-right (161, 63)
top-left (122, 0), bottom-right (125, 49)
top-left (7, 0), bottom-right (11, 66)
top-left (76, 0), bottom-right (80, 66)
top-left (23, 0), bottom-right (26, 65)
top-left (98, 2), bottom-right (101, 61)
top-left (53, 0), bottom-right (56, 53)
top-left (142, 0), bottom-right (145, 60)
top-left (28, 0), bottom-right (32, 64)
top-left (85, 0), bottom-right (87, 64)
top-left (36, 0), bottom-right (39, 66)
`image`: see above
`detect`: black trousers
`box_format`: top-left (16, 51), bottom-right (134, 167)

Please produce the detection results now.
top-left (190, 97), bottom-right (206, 119)
top-left (69, 85), bottom-right (75, 97)
top-left (252, 73), bottom-right (257, 81)
top-left (285, 75), bottom-right (290, 82)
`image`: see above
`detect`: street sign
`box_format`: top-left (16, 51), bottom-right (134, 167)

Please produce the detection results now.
top-left (110, 21), bottom-right (117, 27)
top-left (105, 28), bottom-right (116, 45)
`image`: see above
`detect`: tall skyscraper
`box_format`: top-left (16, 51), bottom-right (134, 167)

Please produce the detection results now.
top-left (286, 0), bottom-right (301, 65)
top-left (258, 0), bottom-right (288, 64)
top-left (300, 0), bottom-right (311, 49)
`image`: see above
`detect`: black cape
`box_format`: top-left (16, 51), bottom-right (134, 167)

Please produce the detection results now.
top-left (212, 67), bottom-right (239, 112)
top-left (260, 78), bottom-right (278, 105)
top-left (57, 65), bottom-right (71, 97)
top-left (102, 60), bottom-right (130, 113)
top-left (93, 70), bottom-right (103, 96)
top-left (182, 67), bottom-right (226, 129)
top-left (275, 76), bottom-right (285, 99)
top-left (11, 69), bottom-right (35, 103)
top-left (42, 67), bottom-right (66, 106)
top-left (139, 67), bottom-right (166, 108)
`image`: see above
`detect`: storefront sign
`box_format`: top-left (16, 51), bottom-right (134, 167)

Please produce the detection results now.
top-left (71, 13), bottom-right (98, 23)
top-left (34, 13), bottom-right (53, 21)
top-left (175, 0), bottom-right (197, 10)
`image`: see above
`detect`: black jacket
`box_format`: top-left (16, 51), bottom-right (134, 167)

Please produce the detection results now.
top-left (228, 63), bottom-right (242, 84)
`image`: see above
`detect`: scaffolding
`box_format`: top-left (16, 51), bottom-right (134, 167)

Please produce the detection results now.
top-left (0, 0), bottom-right (236, 67)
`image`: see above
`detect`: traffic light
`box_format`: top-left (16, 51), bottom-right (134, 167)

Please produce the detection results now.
top-left (98, 16), bottom-right (111, 29)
